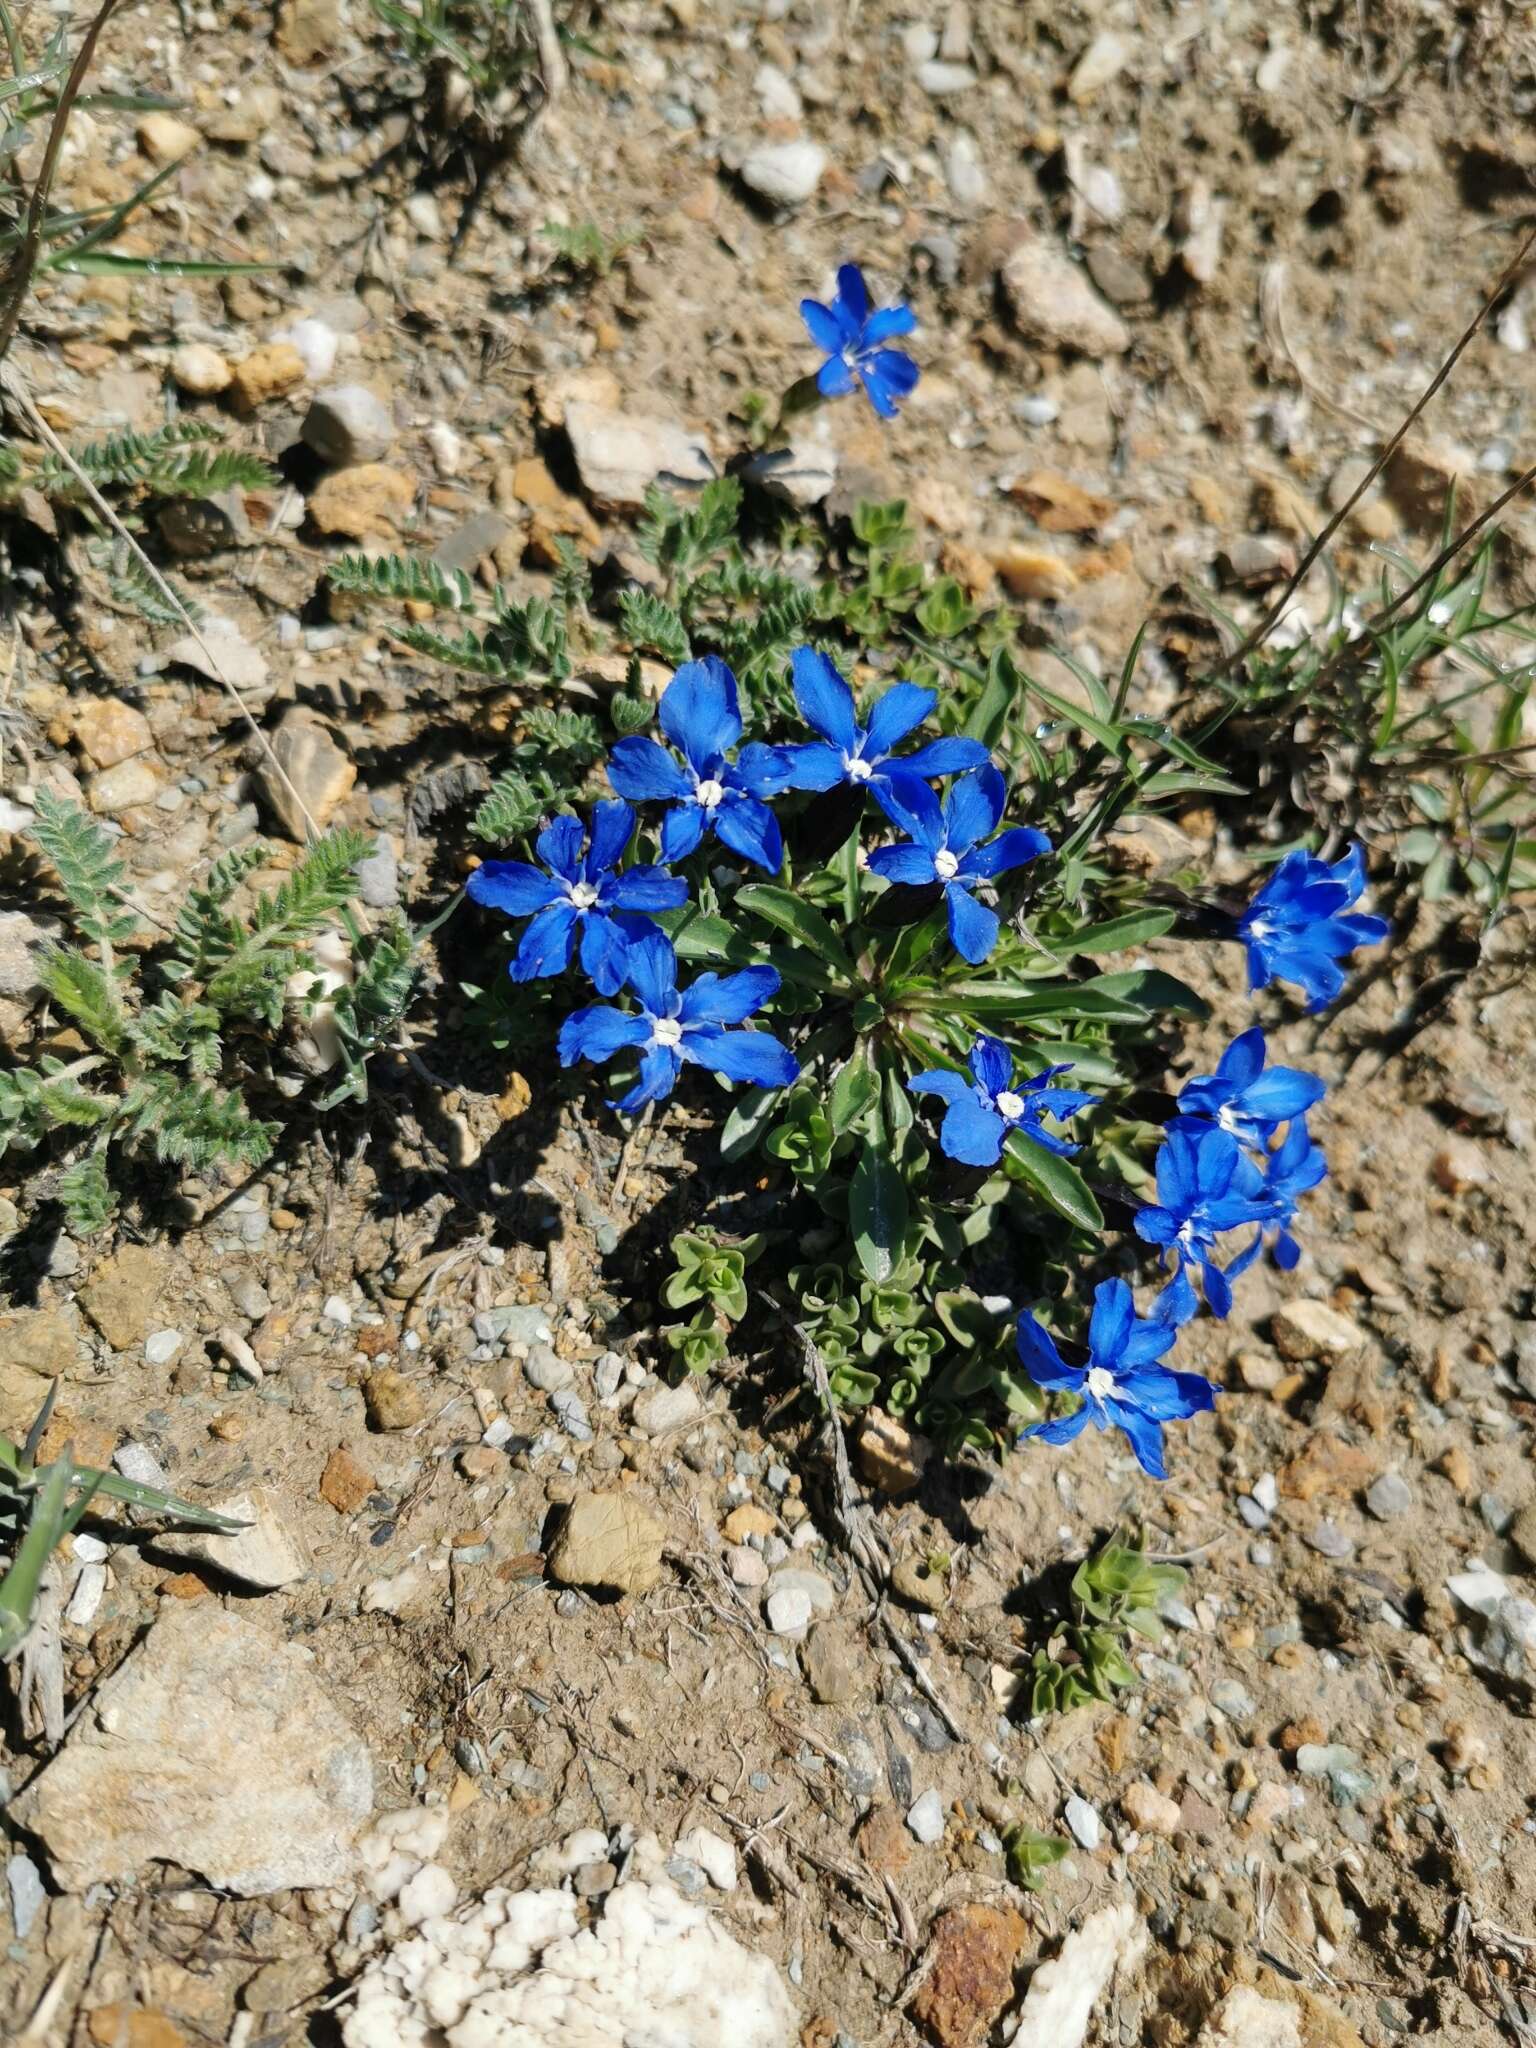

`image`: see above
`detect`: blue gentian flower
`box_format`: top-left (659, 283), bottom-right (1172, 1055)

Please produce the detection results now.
top-left (1236, 843), bottom-right (1389, 1011)
top-left (867, 765), bottom-right (1049, 965)
top-left (775, 647), bottom-right (989, 801)
top-left (908, 1034), bottom-right (1097, 1168)
top-left (1018, 1278), bottom-right (1217, 1480)
top-left (558, 930), bottom-right (799, 1115)
top-left (1132, 1127), bottom-right (1271, 1319)
top-left (606, 655), bottom-right (789, 872)
top-left (467, 801), bottom-right (687, 997)
top-left (800, 263), bottom-right (920, 419)
top-left (1169, 1026), bottom-right (1324, 1152)
top-left (1260, 1115), bottom-right (1328, 1270)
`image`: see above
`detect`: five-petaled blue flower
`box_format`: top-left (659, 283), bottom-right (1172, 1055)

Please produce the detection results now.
top-left (1169, 1026), bottom-right (1324, 1152)
top-left (467, 801), bottom-right (687, 997)
top-left (908, 1034), bottom-right (1098, 1168)
top-left (775, 646), bottom-right (988, 802)
top-left (1235, 843), bottom-right (1389, 1012)
top-left (868, 764), bottom-right (1049, 964)
top-left (800, 263), bottom-right (920, 419)
top-left (607, 656), bottom-right (789, 873)
top-left (1018, 1278), bottom-right (1218, 1480)
top-left (1133, 1127), bottom-right (1271, 1319)
top-left (558, 930), bottom-right (799, 1116)
top-left (1260, 1116), bottom-right (1328, 1271)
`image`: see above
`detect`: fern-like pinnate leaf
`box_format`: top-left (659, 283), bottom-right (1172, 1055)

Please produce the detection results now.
top-left (38, 947), bottom-right (128, 1054)
top-left (617, 588), bottom-right (690, 665)
top-left (635, 476), bottom-right (741, 575)
top-left (128, 992), bottom-right (223, 1076)
top-left (471, 769), bottom-right (549, 844)
top-left (328, 551), bottom-right (478, 611)
top-left (31, 791), bottom-right (139, 951)
top-left (119, 1071), bottom-right (275, 1169)
top-left (200, 830), bottom-right (367, 1026)
top-left (167, 844), bottom-right (269, 982)
top-left (57, 1148), bottom-right (117, 1236)
top-left (317, 913), bottom-right (421, 1107)
top-left (0, 1065), bottom-right (117, 1152)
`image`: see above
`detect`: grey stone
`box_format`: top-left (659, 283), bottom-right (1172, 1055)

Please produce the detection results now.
top-left (1001, 239), bottom-right (1130, 356)
top-left (302, 384), bottom-right (396, 466)
top-left (155, 1486), bottom-right (307, 1590)
top-left (524, 1345), bottom-right (574, 1393)
top-left (1305, 1520), bottom-right (1355, 1560)
top-left (476, 1304), bottom-right (553, 1346)
top-left (11, 1603), bottom-right (372, 1893)
top-left (906, 1787), bottom-right (945, 1843)
top-left (1365, 1470), bottom-right (1413, 1520)
top-left (765, 1566), bottom-right (836, 1619)
top-left (564, 402), bottom-right (714, 512)
top-left (5, 1852), bottom-right (44, 1939)
top-left (801, 1623), bottom-right (859, 1705)
top-left (739, 140), bottom-right (826, 206)
top-left (0, 910), bottom-right (62, 1002)
top-left (631, 1381), bottom-right (702, 1435)
top-left (356, 839), bottom-right (399, 909)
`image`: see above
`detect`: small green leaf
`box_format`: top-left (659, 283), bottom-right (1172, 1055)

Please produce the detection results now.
top-left (963, 644), bottom-right (1016, 748)
top-left (736, 884), bottom-right (854, 977)
top-left (849, 1136), bottom-right (909, 1284)
top-left (1004, 1128), bottom-right (1103, 1232)
top-left (827, 1047), bottom-right (878, 1134)
top-left (1054, 908), bottom-right (1177, 955)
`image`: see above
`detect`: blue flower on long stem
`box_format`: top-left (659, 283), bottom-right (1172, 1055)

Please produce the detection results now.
top-left (774, 647), bottom-right (988, 801)
top-left (1260, 1116), bottom-right (1328, 1270)
top-left (558, 931), bottom-right (799, 1115)
top-left (867, 765), bottom-right (1049, 964)
top-left (1018, 1278), bottom-right (1217, 1480)
top-left (1133, 1127), bottom-right (1271, 1319)
top-left (1235, 843), bottom-right (1389, 1011)
top-left (1169, 1026), bottom-right (1324, 1152)
top-left (908, 1034), bottom-right (1097, 1168)
top-left (606, 656), bottom-right (789, 872)
top-left (800, 263), bottom-right (920, 419)
top-left (467, 801), bottom-right (687, 997)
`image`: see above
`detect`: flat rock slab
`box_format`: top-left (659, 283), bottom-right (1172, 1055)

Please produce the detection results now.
top-left (12, 1603), bottom-right (371, 1894)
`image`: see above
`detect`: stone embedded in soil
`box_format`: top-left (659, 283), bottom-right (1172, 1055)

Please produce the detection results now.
top-left (87, 2006), bottom-right (187, 2048)
top-left (258, 707), bottom-right (356, 839)
top-left (306, 462), bottom-right (416, 540)
top-left (136, 112), bottom-right (200, 164)
top-left (320, 1446), bottom-right (374, 1514)
top-left (0, 1306), bottom-right (81, 1378)
top-left (906, 1787), bottom-right (945, 1844)
top-left (1509, 1501), bottom-right (1536, 1569)
top-left (722, 1502), bottom-right (775, 1543)
top-left (79, 1245), bottom-right (170, 1350)
top-left (765, 1585), bottom-right (813, 1635)
top-left (87, 757), bottom-right (161, 814)
top-left (0, 908), bottom-right (61, 1002)
top-left (1272, 1298), bottom-right (1361, 1363)
top-left (564, 401), bottom-right (714, 512)
top-left (1365, 1469), bottom-right (1413, 1519)
top-left (1009, 1900), bottom-right (1147, 2048)
top-left (801, 1621), bottom-right (860, 1704)
top-left (1001, 240), bottom-right (1131, 357)
top-left (72, 696), bottom-right (153, 770)
top-left (229, 341), bottom-right (307, 413)
top-left (1122, 1780), bottom-right (1181, 1835)
top-left (1006, 468), bottom-right (1114, 533)
top-left (12, 1602), bottom-right (372, 1894)
top-left (363, 1368), bottom-right (425, 1432)
top-left (912, 1902), bottom-right (1028, 2048)
top-left (1196, 1986), bottom-right (1302, 2048)
top-left (855, 1409), bottom-right (931, 1495)
top-left (631, 1381), bottom-right (702, 1435)
top-left (155, 1486), bottom-right (307, 1589)
top-left (170, 342), bottom-right (232, 396)
top-left (547, 1489), bottom-right (665, 1596)
top-left (1278, 1430), bottom-right (1378, 1501)
top-left (738, 139), bottom-right (827, 206)
top-left (765, 1565), bottom-right (835, 1620)
top-left (302, 384), bottom-right (396, 466)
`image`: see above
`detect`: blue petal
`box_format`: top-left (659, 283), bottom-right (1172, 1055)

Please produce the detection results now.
top-left (874, 770), bottom-right (945, 849)
top-left (467, 860), bottom-right (561, 917)
top-left (1024, 1407), bottom-right (1091, 1448)
top-left (658, 655), bottom-right (741, 769)
top-left (1133, 1204), bottom-right (1180, 1247)
top-left (791, 647), bottom-right (859, 751)
top-left (578, 910), bottom-right (631, 997)
top-left (1273, 1230), bottom-right (1302, 1271)
top-left (623, 930), bottom-right (679, 1018)
top-left (961, 826), bottom-right (1050, 880)
top-left (897, 735), bottom-right (991, 779)
top-left (861, 304), bottom-right (917, 344)
top-left (1088, 1278), bottom-right (1135, 1367)
top-left (939, 1094), bottom-right (1007, 1166)
top-left (734, 741), bottom-right (798, 797)
top-left (682, 1025), bottom-right (799, 1089)
top-left (834, 263), bottom-right (869, 326)
top-left (613, 1043), bottom-right (682, 1114)
top-left (1118, 1319), bottom-right (1182, 1371)
top-left (1217, 1027), bottom-right (1267, 1089)
top-left (868, 843), bottom-right (940, 887)
top-left (942, 764), bottom-right (1006, 853)
top-left (583, 799), bottom-right (634, 879)
top-left (861, 680), bottom-right (934, 758)
top-left (604, 866), bottom-right (689, 914)
top-left (968, 1034), bottom-right (1012, 1098)
top-left (608, 736), bottom-right (692, 803)
top-left (712, 791), bottom-right (783, 872)
top-left (1202, 1261), bottom-right (1234, 1319)
top-left (558, 1003), bottom-right (651, 1066)
top-left (801, 297), bottom-right (852, 355)
top-left (1015, 1312), bottom-right (1079, 1390)
top-left (776, 741), bottom-right (848, 792)
top-left (1150, 1264), bottom-right (1198, 1326)
top-left (535, 813), bottom-right (584, 881)
top-left (861, 348), bottom-right (920, 404)
top-left (907, 1068), bottom-right (971, 1105)
top-left (1242, 1066), bottom-right (1326, 1122)
top-left (945, 884), bottom-right (999, 964)
top-left (678, 964), bottom-right (780, 1027)
top-left (659, 802), bottom-right (709, 864)
top-left (816, 355), bottom-right (857, 398)
top-left (1155, 1134), bottom-right (1204, 1209)
top-left (511, 901), bottom-right (579, 981)
top-left (1102, 1401), bottom-right (1168, 1479)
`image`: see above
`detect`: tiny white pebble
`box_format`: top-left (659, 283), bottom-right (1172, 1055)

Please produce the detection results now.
top-left (322, 1294), bottom-right (353, 1327)
top-left (144, 1329), bottom-right (183, 1366)
top-left (906, 1788), bottom-right (945, 1844)
top-left (1065, 1795), bottom-right (1101, 1850)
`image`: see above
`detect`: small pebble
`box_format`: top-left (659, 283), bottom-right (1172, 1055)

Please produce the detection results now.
top-left (144, 1329), bottom-right (183, 1366)
top-left (1064, 1794), bottom-right (1101, 1849)
top-left (906, 1788), bottom-right (945, 1844)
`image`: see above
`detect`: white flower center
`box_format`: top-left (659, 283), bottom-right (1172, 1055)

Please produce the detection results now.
top-left (652, 1017), bottom-right (683, 1047)
top-left (933, 849), bottom-right (960, 881)
top-left (694, 778), bottom-right (725, 810)
top-left (995, 1090), bottom-right (1025, 1121)
top-left (1217, 1104), bottom-right (1242, 1135)
top-left (1177, 1221), bottom-right (1199, 1255)
top-left (1247, 916), bottom-right (1273, 941)
top-left (568, 881), bottom-right (600, 909)
top-left (1085, 1366), bottom-right (1117, 1402)
top-left (845, 754), bottom-right (873, 782)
